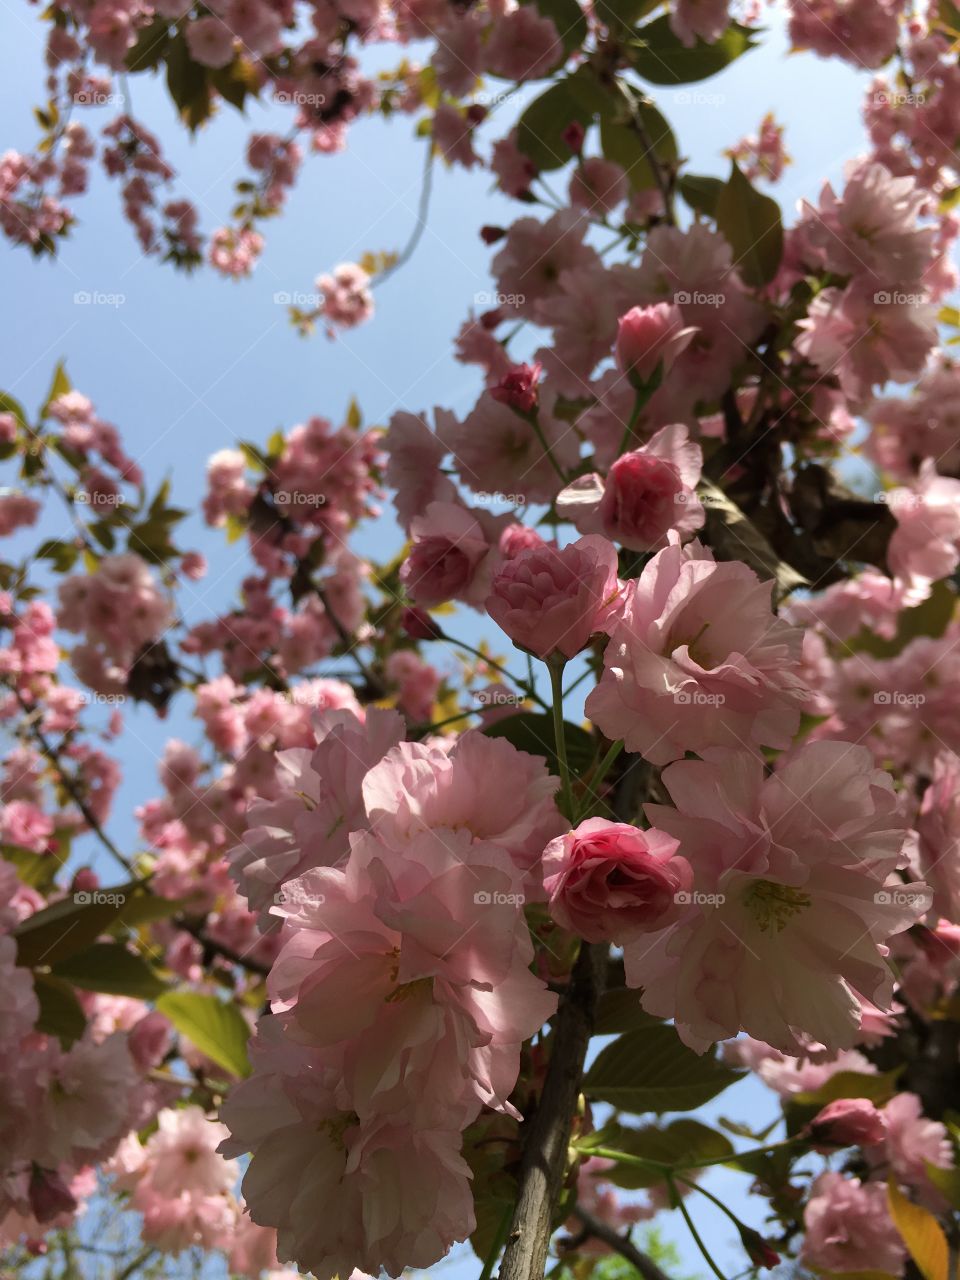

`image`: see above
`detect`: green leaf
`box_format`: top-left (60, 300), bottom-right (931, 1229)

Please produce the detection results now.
top-left (678, 172), bottom-right (724, 218)
top-left (516, 79), bottom-right (592, 171)
top-left (164, 34), bottom-right (213, 130)
top-left (1, 844), bottom-right (61, 891)
top-left (585, 1025), bottom-right (743, 1113)
top-left (40, 360), bottom-right (71, 416)
top-left (715, 161), bottom-right (783, 286)
top-left (52, 942), bottom-right (168, 999)
top-left (210, 55), bottom-right (260, 111)
top-left (125, 16), bottom-right (171, 71)
top-left (626, 17), bottom-right (756, 85)
top-left (593, 987), bottom-right (663, 1036)
top-left (793, 1069), bottom-right (900, 1109)
top-left (14, 886), bottom-right (136, 966)
top-left (887, 1178), bottom-right (949, 1280)
top-left (0, 392), bottom-right (28, 429)
top-left (520, 0), bottom-right (586, 58)
top-left (925, 1161), bottom-right (960, 1211)
top-left (599, 103), bottom-right (677, 192)
top-left (34, 973), bottom-right (87, 1047)
top-left (598, 1120), bottom-right (734, 1189)
top-left (155, 992), bottom-right (252, 1078)
top-left (851, 579), bottom-right (955, 658)
top-left (484, 711), bottom-right (595, 779)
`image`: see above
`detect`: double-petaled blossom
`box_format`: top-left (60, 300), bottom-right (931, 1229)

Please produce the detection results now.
top-left (626, 742), bottom-right (926, 1053)
top-left (586, 536), bottom-right (807, 765)
top-left (555, 423), bottom-right (704, 552)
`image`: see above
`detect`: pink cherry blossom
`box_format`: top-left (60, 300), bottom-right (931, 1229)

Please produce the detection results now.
top-left (486, 534), bottom-right (623, 661)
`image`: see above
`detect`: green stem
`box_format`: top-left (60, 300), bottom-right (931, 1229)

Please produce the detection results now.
top-left (528, 409), bottom-right (568, 483)
top-left (617, 367), bottom-right (662, 457)
top-left (584, 740), bottom-right (623, 808)
top-left (548, 659), bottom-right (575, 821)
top-left (588, 1137), bottom-right (795, 1173)
top-left (443, 635), bottom-right (549, 710)
top-left (667, 1173), bottom-right (727, 1280)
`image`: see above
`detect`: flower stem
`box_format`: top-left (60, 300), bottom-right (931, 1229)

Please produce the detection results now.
top-left (548, 658), bottom-right (574, 821)
top-left (667, 1173), bottom-right (728, 1280)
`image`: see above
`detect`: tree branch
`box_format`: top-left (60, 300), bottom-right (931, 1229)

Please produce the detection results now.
top-left (568, 1207), bottom-right (674, 1280)
top-left (498, 942), bottom-right (606, 1280)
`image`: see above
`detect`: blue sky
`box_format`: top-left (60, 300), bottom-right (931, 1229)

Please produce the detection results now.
top-left (1, 5), bottom-right (888, 1274)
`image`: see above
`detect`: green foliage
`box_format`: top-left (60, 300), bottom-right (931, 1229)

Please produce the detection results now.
top-left (51, 942), bottom-right (168, 999)
top-left (484, 710), bottom-right (596, 778)
top-left (155, 991), bottom-right (253, 1078)
top-left (715, 160), bottom-right (784, 286)
top-left (626, 17), bottom-right (757, 85)
top-left (585, 1025), bottom-right (743, 1113)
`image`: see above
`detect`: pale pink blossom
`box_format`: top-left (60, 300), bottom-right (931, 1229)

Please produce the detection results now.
top-left (586, 537), bottom-right (806, 764)
top-left (486, 534), bottom-right (623, 661)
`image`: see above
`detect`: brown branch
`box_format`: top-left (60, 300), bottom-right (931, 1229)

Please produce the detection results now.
top-left (568, 1207), bottom-right (674, 1280)
top-left (498, 942), bottom-right (606, 1280)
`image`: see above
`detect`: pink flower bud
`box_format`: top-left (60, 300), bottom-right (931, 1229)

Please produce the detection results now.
top-left (490, 362), bottom-right (542, 414)
top-left (542, 817), bottom-right (693, 943)
top-left (401, 606), bottom-right (443, 641)
top-left (614, 303), bottom-right (698, 383)
top-left (807, 1098), bottom-right (887, 1150)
